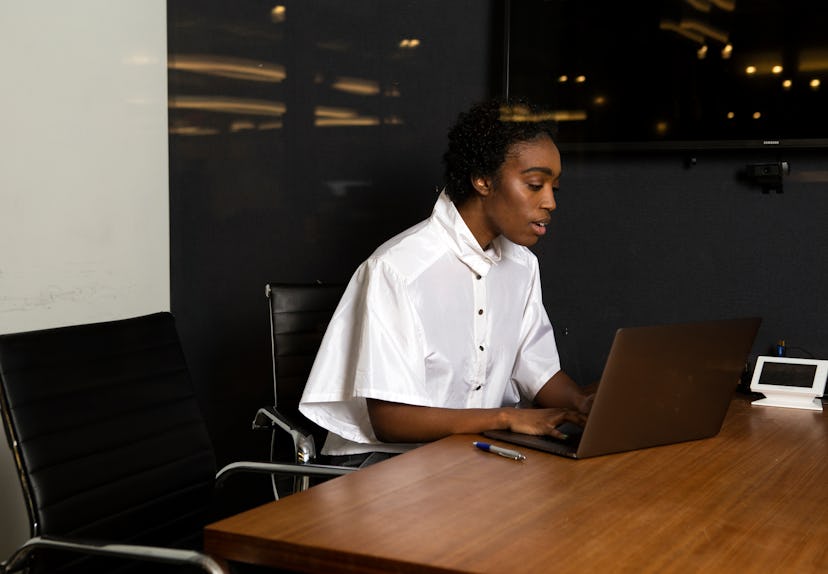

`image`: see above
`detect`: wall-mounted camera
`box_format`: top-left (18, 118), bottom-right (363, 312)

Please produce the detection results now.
top-left (742, 161), bottom-right (790, 193)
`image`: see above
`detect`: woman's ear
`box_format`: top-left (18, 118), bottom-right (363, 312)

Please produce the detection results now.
top-left (470, 174), bottom-right (492, 196)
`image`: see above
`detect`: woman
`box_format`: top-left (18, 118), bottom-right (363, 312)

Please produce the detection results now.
top-left (299, 99), bottom-right (593, 465)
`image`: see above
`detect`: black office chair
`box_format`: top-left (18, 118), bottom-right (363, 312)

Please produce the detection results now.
top-left (0, 312), bottom-right (353, 574)
top-left (252, 282), bottom-right (347, 497)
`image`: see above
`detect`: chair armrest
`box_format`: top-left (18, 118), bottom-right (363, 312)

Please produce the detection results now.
top-left (1, 535), bottom-right (227, 574)
top-left (252, 406), bottom-right (317, 463)
top-left (214, 460), bottom-right (356, 488)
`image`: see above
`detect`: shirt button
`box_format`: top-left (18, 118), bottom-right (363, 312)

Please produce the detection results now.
top-left (474, 385), bottom-right (482, 391)
top-left (479, 345), bottom-right (485, 351)
top-left (476, 274), bottom-right (482, 280)
top-left (478, 309), bottom-right (484, 315)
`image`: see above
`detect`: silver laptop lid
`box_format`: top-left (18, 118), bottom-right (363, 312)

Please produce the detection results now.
top-left (575, 317), bottom-right (761, 458)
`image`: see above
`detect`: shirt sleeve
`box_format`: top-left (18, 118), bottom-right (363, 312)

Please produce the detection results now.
top-left (299, 257), bottom-right (427, 445)
top-left (510, 257), bottom-right (561, 401)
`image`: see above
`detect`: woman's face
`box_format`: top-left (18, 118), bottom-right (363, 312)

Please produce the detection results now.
top-left (475, 134), bottom-right (561, 248)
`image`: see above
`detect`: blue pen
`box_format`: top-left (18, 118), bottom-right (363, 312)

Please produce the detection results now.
top-left (473, 441), bottom-right (526, 461)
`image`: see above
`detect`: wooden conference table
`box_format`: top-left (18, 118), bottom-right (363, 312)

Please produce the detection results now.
top-left (205, 396), bottom-right (828, 573)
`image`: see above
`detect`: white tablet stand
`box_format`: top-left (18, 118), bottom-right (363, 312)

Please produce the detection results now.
top-left (750, 356), bottom-right (827, 412)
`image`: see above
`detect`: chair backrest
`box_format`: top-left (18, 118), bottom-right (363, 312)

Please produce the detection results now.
top-left (266, 282), bottom-right (345, 450)
top-left (0, 313), bottom-right (216, 572)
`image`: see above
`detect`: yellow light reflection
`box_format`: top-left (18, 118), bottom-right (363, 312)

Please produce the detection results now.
top-left (683, 0), bottom-right (711, 12)
top-left (230, 120), bottom-right (256, 132)
top-left (169, 125), bottom-right (221, 136)
top-left (712, 0), bottom-right (735, 11)
top-left (551, 110), bottom-right (587, 121)
top-left (721, 44), bottom-right (733, 59)
top-left (316, 117), bottom-right (380, 127)
top-left (680, 19), bottom-right (728, 43)
top-left (810, 78), bottom-right (821, 90)
top-left (169, 96), bottom-right (286, 117)
top-left (659, 20), bottom-right (705, 44)
top-left (315, 106), bottom-right (359, 119)
top-left (740, 52), bottom-right (785, 76)
top-left (752, 112), bottom-right (762, 120)
top-left (684, 0), bottom-right (736, 12)
top-left (258, 121), bottom-right (283, 130)
top-left (169, 55), bottom-right (286, 83)
top-left (501, 105), bottom-right (586, 122)
top-left (799, 49), bottom-right (828, 72)
top-left (782, 79), bottom-right (792, 90)
top-left (314, 106), bottom-right (380, 127)
top-left (331, 77), bottom-right (381, 96)
top-left (271, 5), bottom-right (286, 23)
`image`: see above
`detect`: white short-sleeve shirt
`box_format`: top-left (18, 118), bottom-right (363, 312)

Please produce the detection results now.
top-left (299, 191), bottom-right (561, 455)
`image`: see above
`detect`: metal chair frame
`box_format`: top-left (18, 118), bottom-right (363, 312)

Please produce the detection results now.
top-left (253, 282), bottom-right (350, 497)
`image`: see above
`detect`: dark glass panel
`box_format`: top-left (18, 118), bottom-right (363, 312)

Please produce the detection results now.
top-left (507, 0), bottom-right (828, 149)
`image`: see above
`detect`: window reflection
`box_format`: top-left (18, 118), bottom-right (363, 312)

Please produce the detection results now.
top-left (507, 0), bottom-right (828, 147)
top-left (168, 3), bottom-right (435, 135)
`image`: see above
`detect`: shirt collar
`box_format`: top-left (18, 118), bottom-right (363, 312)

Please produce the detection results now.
top-left (432, 190), bottom-right (502, 277)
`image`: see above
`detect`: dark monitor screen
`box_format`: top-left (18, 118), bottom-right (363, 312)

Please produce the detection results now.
top-left (505, 0), bottom-right (828, 151)
top-left (759, 362), bottom-right (818, 388)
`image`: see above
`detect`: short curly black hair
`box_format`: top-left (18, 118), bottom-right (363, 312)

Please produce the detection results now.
top-left (442, 99), bottom-right (559, 205)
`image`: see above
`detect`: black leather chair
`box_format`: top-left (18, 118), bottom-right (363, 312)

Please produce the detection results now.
top-left (0, 312), bottom-right (353, 574)
top-left (252, 282), bottom-right (347, 496)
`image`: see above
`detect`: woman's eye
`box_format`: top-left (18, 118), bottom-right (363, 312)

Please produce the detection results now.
top-left (527, 183), bottom-right (543, 191)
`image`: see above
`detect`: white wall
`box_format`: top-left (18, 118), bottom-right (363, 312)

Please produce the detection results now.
top-left (0, 0), bottom-right (169, 556)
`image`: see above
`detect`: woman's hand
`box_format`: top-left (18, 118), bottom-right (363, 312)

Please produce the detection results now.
top-left (505, 407), bottom-right (586, 439)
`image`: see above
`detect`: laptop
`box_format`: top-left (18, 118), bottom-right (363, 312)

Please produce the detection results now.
top-left (484, 317), bottom-right (762, 459)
